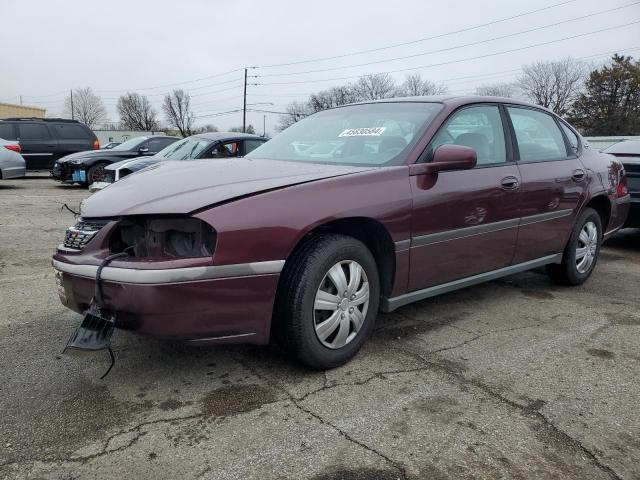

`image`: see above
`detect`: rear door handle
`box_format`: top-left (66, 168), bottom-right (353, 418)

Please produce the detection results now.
top-left (572, 169), bottom-right (586, 182)
top-left (500, 176), bottom-right (519, 190)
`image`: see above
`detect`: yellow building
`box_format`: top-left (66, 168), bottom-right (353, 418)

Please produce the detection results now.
top-left (0, 102), bottom-right (46, 119)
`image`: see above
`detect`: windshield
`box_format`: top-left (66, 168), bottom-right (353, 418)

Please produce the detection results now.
top-left (155, 137), bottom-right (211, 160)
top-left (604, 140), bottom-right (640, 154)
top-left (111, 136), bottom-right (149, 151)
top-left (246, 102), bottom-right (442, 166)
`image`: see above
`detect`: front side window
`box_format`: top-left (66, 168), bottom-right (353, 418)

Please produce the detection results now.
top-left (146, 137), bottom-right (173, 153)
top-left (17, 123), bottom-right (50, 140)
top-left (507, 107), bottom-right (567, 162)
top-left (429, 105), bottom-right (506, 166)
top-left (246, 102), bottom-right (443, 166)
top-left (207, 141), bottom-right (240, 158)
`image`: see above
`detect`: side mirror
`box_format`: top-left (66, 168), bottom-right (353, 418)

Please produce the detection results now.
top-left (138, 147), bottom-right (150, 155)
top-left (409, 144), bottom-right (477, 175)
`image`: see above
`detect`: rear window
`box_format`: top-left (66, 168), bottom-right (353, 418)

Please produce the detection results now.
top-left (0, 122), bottom-right (16, 140)
top-left (17, 123), bottom-right (51, 140)
top-left (54, 124), bottom-right (91, 140)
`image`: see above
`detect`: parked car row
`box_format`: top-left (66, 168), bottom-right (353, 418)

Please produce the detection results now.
top-left (52, 96), bottom-right (631, 369)
top-left (92, 132), bottom-right (267, 190)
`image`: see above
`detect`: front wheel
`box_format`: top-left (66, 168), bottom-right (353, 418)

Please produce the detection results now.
top-left (546, 207), bottom-right (602, 285)
top-left (86, 162), bottom-right (108, 186)
top-left (275, 234), bottom-right (380, 369)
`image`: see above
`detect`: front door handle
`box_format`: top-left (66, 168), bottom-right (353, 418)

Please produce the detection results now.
top-left (500, 176), bottom-right (519, 190)
top-left (572, 169), bottom-right (586, 182)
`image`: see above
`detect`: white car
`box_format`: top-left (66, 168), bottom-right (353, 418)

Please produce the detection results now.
top-left (0, 138), bottom-right (26, 180)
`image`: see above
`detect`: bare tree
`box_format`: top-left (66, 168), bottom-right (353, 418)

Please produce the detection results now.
top-left (193, 124), bottom-right (218, 134)
top-left (518, 58), bottom-right (587, 115)
top-left (474, 82), bottom-right (518, 97)
top-left (352, 73), bottom-right (397, 101)
top-left (163, 89), bottom-right (195, 137)
top-left (63, 87), bottom-right (107, 128)
top-left (117, 93), bottom-right (159, 131)
top-left (308, 86), bottom-right (358, 112)
top-left (229, 125), bottom-right (256, 134)
top-left (399, 73), bottom-right (448, 96)
top-left (277, 101), bottom-right (311, 131)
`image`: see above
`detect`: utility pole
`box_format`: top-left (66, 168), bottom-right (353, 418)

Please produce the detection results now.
top-left (263, 115), bottom-right (266, 137)
top-left (70, 89), bottom-right (74, 120)
top-left (242, 68), bottom-right (247, 133)
top-left (19, 95), bottom-right (23, 105)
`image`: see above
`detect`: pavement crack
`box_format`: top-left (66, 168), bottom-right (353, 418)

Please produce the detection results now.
top-left (392, 346), bottom-right (623, 480)
top-left (236, 357), bottom-right (409, 480)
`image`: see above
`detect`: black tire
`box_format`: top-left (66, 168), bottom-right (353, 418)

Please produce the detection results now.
top-left (546, 207), bottom-right (602, 286)
top-left (274, 234), bottom-right (380, 369)
top-left (86, 162), bottom-right (108, 186)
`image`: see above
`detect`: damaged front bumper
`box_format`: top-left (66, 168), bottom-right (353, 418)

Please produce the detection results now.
top-left (52, 257), bottom-right (283, 345)
top-left (52, 162), bottom-right (87, 183)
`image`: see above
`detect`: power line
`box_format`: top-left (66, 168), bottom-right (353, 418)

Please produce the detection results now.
top-left (257, 20), bottom-right (640, 86)
top-left (256, 2), bottom-right (640, 79)
top-left (254, 0), bottom-right (582, 69)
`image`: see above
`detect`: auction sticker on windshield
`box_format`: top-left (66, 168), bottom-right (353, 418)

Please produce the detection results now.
top-left (338, 127), bottom-right (386, 137)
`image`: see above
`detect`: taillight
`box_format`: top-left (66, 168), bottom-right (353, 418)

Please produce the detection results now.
top-left (93, 139), bottom-right (100, 150)
top-left (4, 144), bottom-right (21, 153)
top-left (617, 170), bottom-right (628, 197)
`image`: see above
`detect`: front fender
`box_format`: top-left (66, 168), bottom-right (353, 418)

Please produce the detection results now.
top-left (195, 167), bottom-right (412, 266)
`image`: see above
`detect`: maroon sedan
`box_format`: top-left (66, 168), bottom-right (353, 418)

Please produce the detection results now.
top-left (53, 96), bottom-right (629, 369)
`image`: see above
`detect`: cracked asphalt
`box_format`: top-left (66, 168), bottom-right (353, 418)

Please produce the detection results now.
top-left (1, 175), bottom-right (639, 480)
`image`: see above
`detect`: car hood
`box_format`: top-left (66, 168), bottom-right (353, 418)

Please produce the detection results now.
top-left (81, 158), bottom-right (375, 217)
top-left (105, 156), bottom-right (153, 171)
top-left (58, 149), bottom-right (125, 163)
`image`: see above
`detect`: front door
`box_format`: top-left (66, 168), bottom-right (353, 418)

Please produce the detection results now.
top-left (409, 104), bottom-right (521, 291)
top-left (505, 106), bottom-right (587, 263)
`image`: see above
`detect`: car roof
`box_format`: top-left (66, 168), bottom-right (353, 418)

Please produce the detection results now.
top-left (337, 95), bottom-right (552, 112)
top-left (190, 132), bottom-right (266, 141)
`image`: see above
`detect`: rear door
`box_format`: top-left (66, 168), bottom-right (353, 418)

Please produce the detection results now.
top-left (16, 122), bottom-right (58, 169)
top-left (505, 106), bottom-right (587, 263)
top-left (408, 104), bottom-right (521, 291)
top-left (51, 123), bottom-right (93, 158)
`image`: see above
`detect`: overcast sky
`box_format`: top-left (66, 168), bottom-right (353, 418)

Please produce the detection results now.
top-left (1, 0), bottom-right (639, 134)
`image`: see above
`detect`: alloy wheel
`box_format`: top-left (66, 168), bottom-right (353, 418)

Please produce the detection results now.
top-left (576, 221), bottom-right (598, 274)
top-left (313, 260), bottom-right (370, 349)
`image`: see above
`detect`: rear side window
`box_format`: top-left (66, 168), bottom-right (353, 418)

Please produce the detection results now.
top-left (560, 122), bottom-right (579, 156)
top-left (0, 122), bottom-right (16, 140)
top-left (54, 124), bottom-right (91, 140)
top-left (17, 123), bottom-right (51, 140)
top-left (244, 139), bottom-right (265, 155)
top-left (507, 107), bottom-right (567, 162)
top-left (430, 105), bottom-right (507, 166)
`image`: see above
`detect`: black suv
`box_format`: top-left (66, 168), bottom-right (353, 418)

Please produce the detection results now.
top-left (0, 118), bottom-right (98, 169)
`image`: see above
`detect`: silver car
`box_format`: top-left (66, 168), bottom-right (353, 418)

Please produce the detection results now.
top-left (0, 138), bottom-right (26, 179)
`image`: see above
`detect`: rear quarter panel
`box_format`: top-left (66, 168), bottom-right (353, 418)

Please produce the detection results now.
top-left (579, 146), bottom-right (628, 232)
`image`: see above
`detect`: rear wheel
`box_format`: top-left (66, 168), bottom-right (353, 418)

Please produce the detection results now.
top-left (546, 207), bottom-right (602, 285)
top-left (275, 234), bottom-right (380, 369)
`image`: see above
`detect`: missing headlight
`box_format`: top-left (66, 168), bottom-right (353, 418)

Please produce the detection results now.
top-left (110, 217), bottom-right (216, 258)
